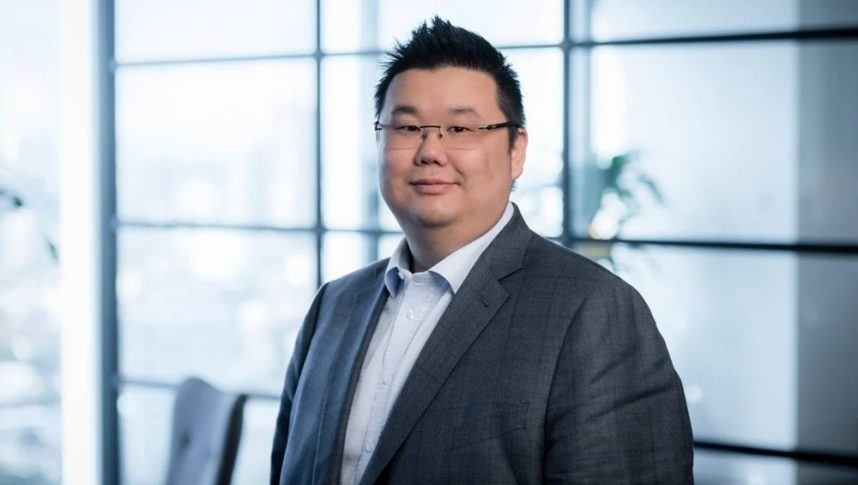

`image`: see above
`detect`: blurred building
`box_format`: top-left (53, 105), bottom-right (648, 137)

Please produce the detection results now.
top-left (1, 0), bottom-right (856, 483)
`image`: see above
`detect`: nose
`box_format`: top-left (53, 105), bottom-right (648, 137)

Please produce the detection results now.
top-left (413, 126), bottom-right (447, 166)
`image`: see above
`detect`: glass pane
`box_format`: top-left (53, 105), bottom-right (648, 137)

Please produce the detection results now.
top-left (505, 49), bottom-right (564, 237)
top-left (116, 0), bottom-right (315, 61)
top-left (321, 56), bottom-right (382, 229)
top-left (120, 387), bottom-right (173, 484)
top-left (118, 228), bottom-right (317, 394)
top-left (233, 399), bottom-right (280, 484)
top-left (378, 234), bottom-right (404, 261)
top-left (323, 232), bottom-right (374, 282)
top-left (695, 450), bottom-right (794, 484)
top-left (575, 243), bottom-right (858, 454)
top-left (588, 0), bottom-right (858, 40)
top-left (379, 202), bottom-right (400, 232)
top-left (795, 42), bottom-right (858, 242)
top-left (574, 42), bottom-right (858, 242)
top-left (0, 0), bottom-right (61, 482)
top-left (323, 0), bottom-right (563, 52)
top-left (117, 61), bottom-right (316, 227)
top-left (0, 402), bottom-right (61, 483)
top-left (694, 449), bottom-right (858, 484)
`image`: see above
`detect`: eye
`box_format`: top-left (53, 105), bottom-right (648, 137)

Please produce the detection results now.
top-left (448, 126), bottom-right (473, 134)
top-left (394, 125), bottom-right (421, 133)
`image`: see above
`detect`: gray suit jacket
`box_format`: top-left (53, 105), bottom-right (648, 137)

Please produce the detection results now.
top-left (271, 207), bottom-right (693, 484)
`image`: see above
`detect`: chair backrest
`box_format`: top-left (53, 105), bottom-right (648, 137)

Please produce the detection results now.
top-left (165, 377), bottom-right (247, 485)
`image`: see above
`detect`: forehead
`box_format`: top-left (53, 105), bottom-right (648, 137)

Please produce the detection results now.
top-left (382, 66), bottom-right (502, 118)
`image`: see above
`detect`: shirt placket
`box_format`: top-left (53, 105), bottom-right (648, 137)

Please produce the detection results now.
top-left (355, 277), bottom-right (430, 473)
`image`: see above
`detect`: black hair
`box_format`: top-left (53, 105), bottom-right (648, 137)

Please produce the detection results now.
top-left (374, 16), bottom-right (525, 145)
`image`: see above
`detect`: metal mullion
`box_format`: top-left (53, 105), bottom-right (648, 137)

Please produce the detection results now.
top-left (101, 0), bottom-right (120, 483)
top-left (0, 399), bottom-right (62, 410)
top-left (560, 0), bottom-right (572, 247)
top-left (322, 42), bottom-right (564, 57)
top-left (571, 237), bottom-right (858, 255)
top-left (113, 51), bottom-right (317, 70)
top-left (314, 0), bottom-right (324, 288)
top-left (564, 0), bottom-right (593, 248)
top-left (571, 27), bottom-right (858, 48)
top-left (116, 218), bottom-right (319, 234)
top-left (325, 227), bottom-right (402, 237)
top-left (363, 0), bottom-right (381, 263)
top-left (695, 440), bottom-right (858, 469)
top-left (112, 43), bottom-right (572, 71)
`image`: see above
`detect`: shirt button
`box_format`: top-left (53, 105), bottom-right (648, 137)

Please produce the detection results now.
top-left (406, 308), bottom-right (415, 319)
top-left (364, 441), bottom-right (375, 452)
top-left (382, 375), bottom-right (391, 385)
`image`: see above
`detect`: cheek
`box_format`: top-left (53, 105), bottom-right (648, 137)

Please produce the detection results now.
top-left (460, 151), bottom-right (510, 187)
top-left (379, 155), bottom-right (408, 191)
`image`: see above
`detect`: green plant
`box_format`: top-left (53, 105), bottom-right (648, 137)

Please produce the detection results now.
top-left (578, 152), bottom-right (663, 269)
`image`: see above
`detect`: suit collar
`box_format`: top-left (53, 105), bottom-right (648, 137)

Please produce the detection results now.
top-left (358, 205), bottom-right (532, 484)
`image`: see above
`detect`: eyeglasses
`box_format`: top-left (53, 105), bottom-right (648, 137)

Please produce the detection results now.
top-left (373, 121), bottom-right (521, 150)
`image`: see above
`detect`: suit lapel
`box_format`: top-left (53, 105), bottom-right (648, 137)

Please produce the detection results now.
top-left (359, 208), bottom-right (532, 485)
top-left (313, 267), bottom-right (387, 484)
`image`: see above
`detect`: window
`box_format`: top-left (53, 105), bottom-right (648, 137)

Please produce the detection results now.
top-left (107, 1), bottom-right (858, 483)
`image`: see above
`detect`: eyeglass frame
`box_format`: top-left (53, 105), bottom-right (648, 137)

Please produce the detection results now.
top-left (373, 120), bottom-right (523, 149)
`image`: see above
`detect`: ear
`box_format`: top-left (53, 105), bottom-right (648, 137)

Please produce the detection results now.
top-left (510, 128), bottom-right (528, 180)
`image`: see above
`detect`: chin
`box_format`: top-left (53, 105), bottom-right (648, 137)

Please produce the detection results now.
top-left (407, 205), bottom-right (458, 229)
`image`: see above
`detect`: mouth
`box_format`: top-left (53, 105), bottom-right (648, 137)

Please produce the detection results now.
top-left (409, 178), bottom-right (456, 194)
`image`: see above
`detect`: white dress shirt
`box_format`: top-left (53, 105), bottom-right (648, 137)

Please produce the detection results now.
top-left (339, 202), bottom-right (514, 485)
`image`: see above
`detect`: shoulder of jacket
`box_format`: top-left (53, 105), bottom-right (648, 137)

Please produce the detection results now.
top-left (523, 234), bottom-right (636, 294)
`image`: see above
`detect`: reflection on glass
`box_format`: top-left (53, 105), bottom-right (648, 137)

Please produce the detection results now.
top-left (379, 201), bottom-right (400, 232)
top-left (0, 0), bottom-right (61, 482)
top-left (117, 61), bottom-right (316, 227)
top-left (121, 388), bottom-right (286, 485)
top-left (322, 0), bottom-right (563, 52)
top-left (233, 399), bottom-right (281, 484)
top-left (119, 229), bottom-right (316, 394)
top-left (323, 233), bottom-right (374, 282)
top-left (378, 234), bottom-right (404, 261)
top-left (575, 243), bottom-right (858, 455)
top-left (505, 49), bottom-right (564, 236)
top-left (695, 449), bottom-right (858, 484)
top-left (116, 0), bottom-right (315, 61)
top-left (588, 0), bottom-right (858, 40)
top-left (321, 56), bottom-right (383, 229)
top-left (576, 43), bottom-right (801, 241)
top-left (795, 42), bottom-right (858, 242)
top-left (120, 387), bottom-right (172, 484)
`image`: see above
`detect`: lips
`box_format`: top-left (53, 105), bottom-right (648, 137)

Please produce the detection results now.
top-left (409, 178), bottom-right (456, 194)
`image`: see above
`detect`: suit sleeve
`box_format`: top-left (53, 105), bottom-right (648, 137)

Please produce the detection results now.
top-left (270, 283), bottom-right (328, 485)
top-left (543, 279), bottom-right (694, 484)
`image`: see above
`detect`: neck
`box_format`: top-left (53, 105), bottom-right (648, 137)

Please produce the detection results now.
top-left (403, 205), bottom-right (508, 273)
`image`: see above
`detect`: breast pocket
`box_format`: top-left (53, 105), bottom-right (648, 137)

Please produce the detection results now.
top-left (445, 401), bottom-right (529, 450)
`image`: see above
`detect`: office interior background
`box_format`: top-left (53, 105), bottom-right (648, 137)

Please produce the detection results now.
top-left (2, 0), bottom-right (857, 483)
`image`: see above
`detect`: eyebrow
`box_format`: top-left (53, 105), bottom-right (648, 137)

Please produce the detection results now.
top-left (449, 106), bottom-right (479, 116)
top-left (389, 105), bottom-right (481, 117)
top-left (390, 105), bottom-right (419, 116)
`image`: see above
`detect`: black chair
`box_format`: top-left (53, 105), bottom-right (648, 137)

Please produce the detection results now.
top-left (165, 377), bottom-right (247, 485)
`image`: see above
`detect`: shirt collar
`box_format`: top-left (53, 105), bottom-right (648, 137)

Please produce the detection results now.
top-left (384, 202), bottom-right (514, 297)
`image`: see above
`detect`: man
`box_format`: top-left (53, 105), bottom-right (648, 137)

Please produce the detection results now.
top-left (271, 17), bottom-right (693, 484)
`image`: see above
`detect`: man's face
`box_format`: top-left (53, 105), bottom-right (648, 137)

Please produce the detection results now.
top-left (377, 66), bottom-right (527, 235)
